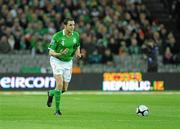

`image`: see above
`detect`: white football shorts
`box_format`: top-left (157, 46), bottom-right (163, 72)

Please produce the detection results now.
top-left (50, 56), bottom-right (73, 82)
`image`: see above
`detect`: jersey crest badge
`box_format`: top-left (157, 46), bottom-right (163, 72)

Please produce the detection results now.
top-left (73, 38), bottom-right (77, 44)
top-left (61, 39), bottom-right (65, 46)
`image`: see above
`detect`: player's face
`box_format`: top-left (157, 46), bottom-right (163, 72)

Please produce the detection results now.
top-left (65, 21), bottom-right (75, 33)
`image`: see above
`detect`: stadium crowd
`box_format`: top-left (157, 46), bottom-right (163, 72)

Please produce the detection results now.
top-left (0, 0), bottom-right (180, 65)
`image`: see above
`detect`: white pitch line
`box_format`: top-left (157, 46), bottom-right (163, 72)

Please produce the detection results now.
top-left (1, 91), bottom-right (180, 95)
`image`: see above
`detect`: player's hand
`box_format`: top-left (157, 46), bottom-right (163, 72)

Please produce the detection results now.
top-left (56, 48), bottom-right (69, 57)
top-left (75, 47), bottom-right (81, 58)
top-left (49, 49), bottom-right (69, 57)
top-left (60, 48), bottom-right (69, 55)
top-left (75, 52), bottom-right (82, 58)
top-left (57, 48), bottom-right (69, 57)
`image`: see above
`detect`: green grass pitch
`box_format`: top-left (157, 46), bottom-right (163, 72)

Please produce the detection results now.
top-left (0, 91), bottom-right (180, 129)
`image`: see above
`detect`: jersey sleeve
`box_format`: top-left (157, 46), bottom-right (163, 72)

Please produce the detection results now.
top-left (73, 32), bottom-right (80, 49)
top-left (77, 32), bottom-right (80, 47)
top-left (48, 34), bottom-right (58, 51)
top-left (75, 32), bottom-right (80, 48)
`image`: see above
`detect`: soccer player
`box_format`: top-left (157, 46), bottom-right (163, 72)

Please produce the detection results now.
top-left (47, 18), bottom-right (81, 116)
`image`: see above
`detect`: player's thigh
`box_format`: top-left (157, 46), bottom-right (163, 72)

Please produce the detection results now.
top-left (63, 68), bottom-right (72, 83)
top-left (50, 57), bottom-right (63, 75)
top-left (50, 57), bottom-right (64, 89)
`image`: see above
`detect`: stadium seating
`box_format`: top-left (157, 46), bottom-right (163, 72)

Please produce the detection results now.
top-left (0, 0), bottom-right (180, 73)
top-left (0, 53), bottom-right (179, 73)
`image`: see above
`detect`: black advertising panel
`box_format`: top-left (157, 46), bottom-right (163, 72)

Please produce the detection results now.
top-left (142, 73), bottom-right (180, 90)
top-left (0, 73), bottom-right (180, 91)
top-left (70, 73), bottom-right (102, 90)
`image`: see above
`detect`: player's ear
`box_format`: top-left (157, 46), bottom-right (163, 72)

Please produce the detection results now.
top-left (64, 24), bottom-right (66, 29)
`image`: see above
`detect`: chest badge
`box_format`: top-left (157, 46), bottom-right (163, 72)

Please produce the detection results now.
top-left (61, 39), bottom-right (65, 46)
top-left (73, 38), bottom-right (77, 44)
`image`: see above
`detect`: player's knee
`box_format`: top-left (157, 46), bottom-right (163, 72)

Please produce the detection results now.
top-left (56, 82), bottom-right (63, 90)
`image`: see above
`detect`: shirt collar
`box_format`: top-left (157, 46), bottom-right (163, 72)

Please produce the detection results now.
top-left (63, 29), bottom-right (73, 36)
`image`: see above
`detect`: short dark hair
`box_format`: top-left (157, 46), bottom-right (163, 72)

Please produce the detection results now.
top-left (64, 18), bottom-right (74, 25)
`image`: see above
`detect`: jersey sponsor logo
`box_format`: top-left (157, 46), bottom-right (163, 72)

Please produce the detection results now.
top-left (0, 77), bottom-right (56, 89)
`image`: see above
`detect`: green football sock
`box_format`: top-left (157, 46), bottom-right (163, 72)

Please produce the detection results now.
top-left (49, 89), bottom-right (55, 96)
top-left (54, 89), bottom-right (62, 112)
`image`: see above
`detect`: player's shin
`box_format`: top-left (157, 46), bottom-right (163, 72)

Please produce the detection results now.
top-left (54, 89), bottom-right (62, 112)
top-left (49, 90), bottom-right (55, 96)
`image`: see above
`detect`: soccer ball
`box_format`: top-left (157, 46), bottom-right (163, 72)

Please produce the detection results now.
top-left (136, 105), bottom-right (149, 116)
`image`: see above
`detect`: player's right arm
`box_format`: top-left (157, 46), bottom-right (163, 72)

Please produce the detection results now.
top-left (49, 49), bottom-right (61, 57)
top-left (49, 49), bottom-right (68, 57)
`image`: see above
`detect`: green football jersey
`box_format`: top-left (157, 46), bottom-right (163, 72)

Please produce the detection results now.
top-left (48, 30), bottom-right (80, 61)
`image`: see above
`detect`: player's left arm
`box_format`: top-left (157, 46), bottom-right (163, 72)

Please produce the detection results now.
top-left (75, 46), bottom-right (81, 58)
top-left (75, 32), bottom-right (81, 58)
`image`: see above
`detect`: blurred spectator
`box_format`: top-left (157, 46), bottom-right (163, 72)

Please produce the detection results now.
top-left (88, 49), bottom-right (102, 64)
top-left (119, 41), bottom-right (129, 57)
top-left (107, 37), bottom-right (120, 55)
top-left (142, 39), bottom-right (158, 72)
top-left (101, 49), bottom-right (114, 65)
top-left (163, 47), bottom-right (174, 64)
top-left (164, 32), bottom-right (180, 64)
top-left (128, 38), bottom-right (141, 55)
top-left (137, 31), bottom-right (145, 46)
top-left (165, 32), bottom-right (179, 55)
top-left (153, 31), bottom-right (163, 55)
top-left (159, 24), bottom-right (168, 41)
top-left (0, 36), bottom-right (11, 53)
